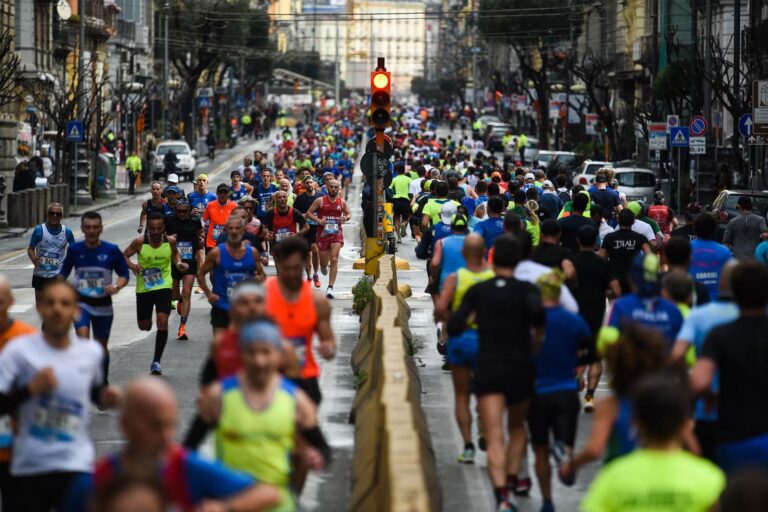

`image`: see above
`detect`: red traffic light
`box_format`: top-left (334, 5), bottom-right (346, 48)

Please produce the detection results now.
top-left (372, 72), bottom-right (389, 89)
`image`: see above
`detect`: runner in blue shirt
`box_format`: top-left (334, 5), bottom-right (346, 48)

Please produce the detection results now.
top-left (254, 168), bottom-right (278, 220)
top-left (27, 202), bottom-right (76, 306)
top-left (188, 173), bottom-right (217, 217)
top-left (59, 211), bottom-right (130, 381)
top-left (598, 252), bottom-right (684, 353)
top-left (473, 196), bottom-right (505, 252)
top-left (689, 213), bottom-right (733, 300)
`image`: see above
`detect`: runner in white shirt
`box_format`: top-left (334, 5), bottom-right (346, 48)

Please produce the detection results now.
top-left (0, 279), bottom-right (121, 511)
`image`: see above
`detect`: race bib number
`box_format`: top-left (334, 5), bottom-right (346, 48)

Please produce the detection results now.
top-left (38, 251), bottom-right (62, 273)
top-left (177, 241), bottom-right (194, 260)
top-left (225, 272), bottom-right (249, 298)
top-left (323, 219), bottom-right (339, 235)
top-left (212, 224), bottom-right (225, 240)
top-left (76, 270), bottom-right (105, 297)
top-left (275, 228), bottom-right (291, 241)
top-left (141, 267), bottom-right (164, 289)
top-left (288, 336), bottom-right (308, 368)
top-left (29, 394), bottom-right (83, 442)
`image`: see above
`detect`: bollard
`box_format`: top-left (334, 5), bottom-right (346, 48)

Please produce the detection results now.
top-left (36, 189), bottom-right (45, 225)
top-left (18, 190), bottom-right (32, 228)
top-left (44, 187), bottom-right (52, 215)
top-left (6, 192), bottom-right (18, 227)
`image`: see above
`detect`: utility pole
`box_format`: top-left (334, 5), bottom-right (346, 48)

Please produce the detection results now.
top-left (704, 0), bottom-right (712, 126)
top-left (163, 0), bottom-right (170, 139)
top-left (334, 20), bottom-right (340, 106)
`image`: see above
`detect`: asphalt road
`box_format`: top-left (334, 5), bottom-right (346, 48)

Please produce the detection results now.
top-left (0, 130), bottom-right (605, 511)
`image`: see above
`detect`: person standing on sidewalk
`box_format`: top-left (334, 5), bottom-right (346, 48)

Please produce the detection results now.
top-left (723, 196), bottom-right (768, 260)
top-left (125, 150), bottom-right (142, 195)
top-left (27, 202), bottom-right (75, 307)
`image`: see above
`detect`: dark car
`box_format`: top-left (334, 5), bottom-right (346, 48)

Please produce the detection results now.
top-left (708, 189), bottom-right (768, 241)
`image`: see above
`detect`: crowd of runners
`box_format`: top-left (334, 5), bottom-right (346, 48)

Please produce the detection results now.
top-left (4, 102), bottom-right (768, 511)
top-left (0, 108), bottom-right (361, 511)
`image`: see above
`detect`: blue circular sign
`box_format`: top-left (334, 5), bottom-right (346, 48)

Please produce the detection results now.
top-left (690, 116), bottom-right (708, 136)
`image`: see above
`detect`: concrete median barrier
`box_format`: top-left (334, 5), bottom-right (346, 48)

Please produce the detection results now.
top-left (350, 255), bottom-right (441, 512)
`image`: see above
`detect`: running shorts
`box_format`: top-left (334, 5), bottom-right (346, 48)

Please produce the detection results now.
top-left (210, 305), bottom-right (230, 328)
top-left (302, 226), bottom-right (318, 245)
top-left (31, 275), bottom-right (57, 292)
top-left (392, 198), bottom-right (411, 220)
top-left (527, 389), bottom-right (581, 447)
top-left (295, 377), bottom-right (322, 405)
top-left (473, 360), bottom-right (535, 405)
top-left (172, 261), bottom-right (198, 281)
top-left (74, 307), bottom-right (114, 340)
top-left (316, 233), bottom-right (344, 252)
top-left (136, 289), bottom-right (173, 322)
top-left (447, 329), bottom-right (478, 368)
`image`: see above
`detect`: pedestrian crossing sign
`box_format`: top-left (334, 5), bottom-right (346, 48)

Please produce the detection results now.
top-left (669, 126), bottom-right (689, 148)
top-left (66, 120), bottom-right (84, 142)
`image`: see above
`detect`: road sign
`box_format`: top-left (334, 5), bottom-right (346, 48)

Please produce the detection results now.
top-left (739, 114), bottom-right (754, 137)
top-left (585, 113), bottom-right (598, 135)
top-left (649, 122), bottom-right (668, 150)
top-left (360, 150), bottom-right (392, 186)
top-left (66, 120), bottom-right (84, 142)
top-left (197, 97), bottom-right (210, 109)
top-left (747, 134), bottom-right (768, 145)
top-left (690, 136), bottom-right (706, 154)
top-left (667, 115), bottom-right (679, 133)
top-left (365, 134), bottom-right (394, 158)
top-left (690, 116), bottom-right (708, 136)
top-left (670, 126), bottom-right (690, 147)
top-left (753, 80), bottom-right (768, 134)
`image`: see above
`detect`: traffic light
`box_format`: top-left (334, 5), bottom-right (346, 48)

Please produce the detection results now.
top-left (370, 63), bottom-right (391, 149)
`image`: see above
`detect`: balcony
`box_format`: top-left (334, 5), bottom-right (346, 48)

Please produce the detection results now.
top-left (82, 0), bottom-right (118, 39)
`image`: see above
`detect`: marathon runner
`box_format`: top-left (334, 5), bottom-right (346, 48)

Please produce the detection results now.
top-left (164, 199), bottom-right (204, 340)
top-left (293, 175), bottom-right (322, 287)
top-left (64, 377), bottom-right (281, 512)
top-left (203, 183), bottom-right (237, 252)
top-left (389, 163), bottom-right (413, 242)
top-left (198, 215), bottom-right (265, 338)
top-left (267, 237), bottom-right (336, 405)
top-left (201, 319), bottom-right (331, 512)
top-left (255, 168), bottom-right (279, 222)
top-left (434, 234), bottom-right (493, 464)
top-left (0, 275), bottom-right (36, 510)
top-left (599, 209), bottom-right (651, 295)
top-left (124, 213), bottom-right (187, 375)
top-left (263, 190), bottom-right (308, 263)
top-left (0, 279), bottom-right (120, 511)
top-left (27, 202), bottom-right (75, 306)
top-left (138, 181), bottom-right (171, 233)
top-left (59, 211), bottom-right (130, 380)
top-left (306, 179), bottom-right (350, 299)
top-left (447, 235), bottom-right (546, 512)
top-left (229, 170), bottom-right (253, 202)
top-left (188, 173), bottom-right (216, 217)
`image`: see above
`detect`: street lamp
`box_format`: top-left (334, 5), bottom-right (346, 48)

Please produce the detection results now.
top-left (122, 81), bottom-right (144, 153)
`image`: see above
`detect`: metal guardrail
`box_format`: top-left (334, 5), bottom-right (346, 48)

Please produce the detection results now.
top-left (350, 255), bottom-right (441, 512)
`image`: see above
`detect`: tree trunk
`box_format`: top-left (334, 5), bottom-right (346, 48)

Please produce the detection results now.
top-left (536, 78), bottom-right (550, 149)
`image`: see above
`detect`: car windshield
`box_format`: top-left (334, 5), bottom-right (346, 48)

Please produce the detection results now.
top-left (538, 153), bottom-right (555, 163)
top-left (617, 172), bottom-right (655, 187)
top-left (157, 145), bottom-right (189, 156)
top-left (724, 194), bottom-right (768, 215)
top-left (584, 164), bottom-right (605, 175)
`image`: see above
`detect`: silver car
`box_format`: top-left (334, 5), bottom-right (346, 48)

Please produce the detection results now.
top-left (613, 167), bottom-right (657, 203)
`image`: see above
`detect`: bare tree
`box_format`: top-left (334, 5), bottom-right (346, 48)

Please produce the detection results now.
top-left (0, 27), bottom-right (21, 110)
top-left (31, 60), bottom-right (115, 184)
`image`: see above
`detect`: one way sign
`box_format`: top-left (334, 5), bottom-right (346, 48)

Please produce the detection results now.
top-left (670, 126), bottom-right (689, 148)
top-left (66, 120), bottom-right (84, 142)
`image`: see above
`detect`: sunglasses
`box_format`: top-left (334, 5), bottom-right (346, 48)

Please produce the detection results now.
top-left (48, 211), bottom-right (63, 217)
top-left (243, 205), bottom-right (255, 210)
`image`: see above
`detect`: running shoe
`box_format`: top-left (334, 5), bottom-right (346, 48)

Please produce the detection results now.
top-left (540, 500), bottom-right (555, 512)
top-left (313, 273), bottom-right (321, 288)
top-left (171, 300), bottom-right (178, 313)
top-left (194, 286), bottom-right (204, 294)
top-left (583, 395), bottom-right (595, 413)
top-left (397, 234), bottom-right (402, 243)
top-left (513, 477), bottom-right (532, 497)
top-left (320, 265), bottom-right (328, 275)
top-left (497, 500), bottom-right (518, 512)
top-left (326, 286), bottom-right (334, 299)
top-left (399, 223), bottom-right (408, 238)
top-left (150, 362), bottom-right (162, 375)
top-left (177, 325), bottom-right (188, 341)
top-left (457, 446), bottom-right (475, 464)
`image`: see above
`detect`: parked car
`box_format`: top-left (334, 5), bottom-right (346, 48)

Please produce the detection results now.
top-left (612, 167), bottom-right (657, 203)
top-left (708, 189), bottom-right (768, 241)
top-left (153, 141), bottom-right (196, 181)
top-left (572, 160), bottom-right (614, 187)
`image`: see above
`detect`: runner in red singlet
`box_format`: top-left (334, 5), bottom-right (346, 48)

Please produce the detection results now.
top-left (306, 179), bottom-right (350, 298)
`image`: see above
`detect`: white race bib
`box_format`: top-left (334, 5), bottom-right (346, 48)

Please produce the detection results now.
top-left (29, 395), bottom-right (82, 442)
top-left (142, 267), bottom-right (164, 289)
top-left (323, 219), bottom-right (339, 235)
top-left (177, 241), bottom-right (194, 260)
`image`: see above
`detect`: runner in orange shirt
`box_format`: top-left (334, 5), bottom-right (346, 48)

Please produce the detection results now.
top-left (0, 274), bottom-right (37, 510)
top-left (202, 183), bottom-right (238, 251)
